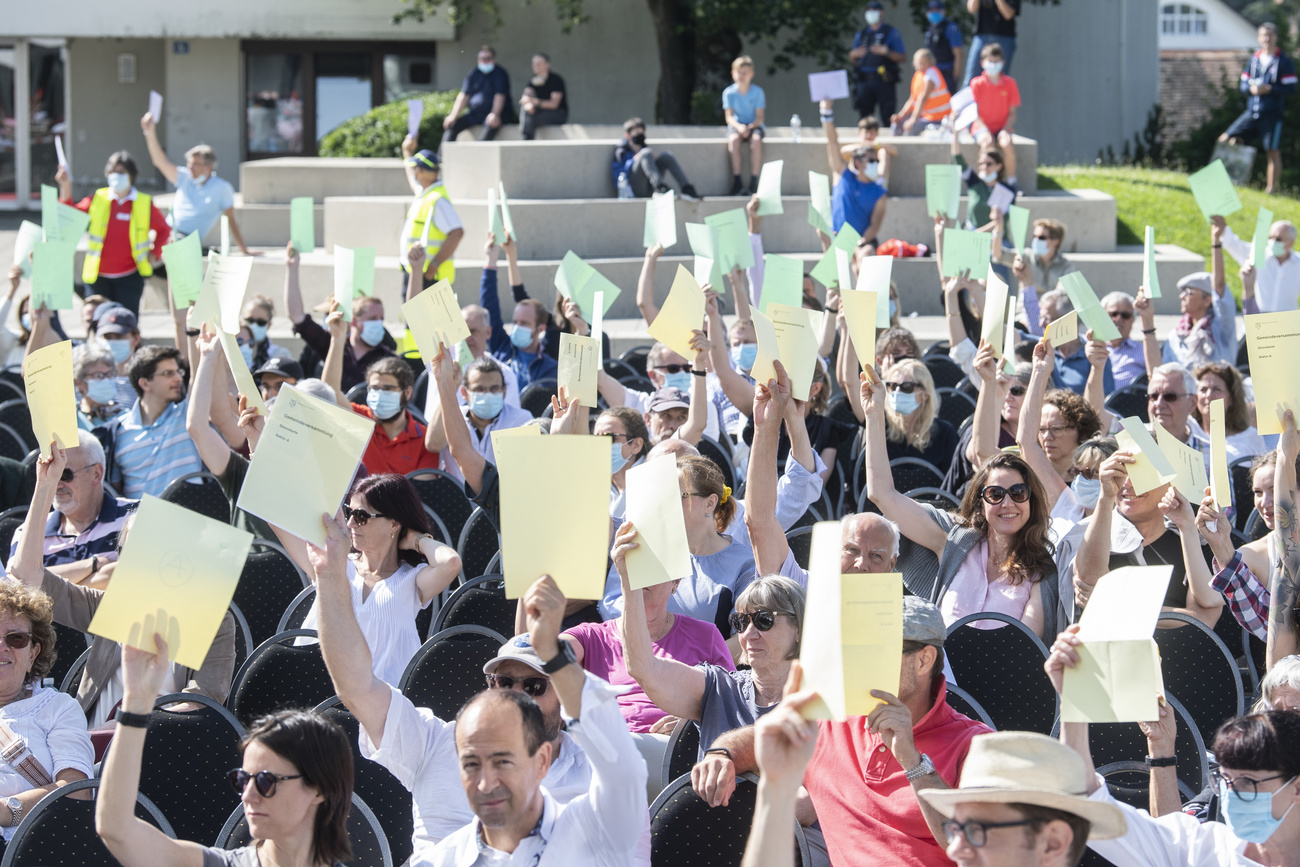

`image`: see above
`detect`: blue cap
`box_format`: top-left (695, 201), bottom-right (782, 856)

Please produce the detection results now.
top-left (926, 0), bottom-right (945, 9)
top-left (866, 1), bottom-right (884, 8)
top-left (406, 149), bottom-right (440, 170)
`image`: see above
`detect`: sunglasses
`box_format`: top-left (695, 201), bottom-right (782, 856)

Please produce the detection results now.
top-left (885, 382), bottom-right (920, 394)
top-left (0, 632), bottom-right (33, 650)
top-left (1147, 391), bottom-right (1187, 404)
top-left (1071, 466), bottom-right (1099, 481)
top-left (342, 504), bottom-right (388, 526)
top-left (485, 673), bottom-right (550, 697)
top-left (942, 818), bottom-right (1037, 848)
top-left (1108, 310), bottom-right (1134, 320)
top-left (729, 610), bottom-right (788, 634)
top-left (1008, 385), bottom-right (1026, 397)
top-left (980, 483), bottom-right (1031, 505)
top-left (60, 465), bottom-right (92, 483)
top-left (244, 317), bottom-right (270, 327)
top-left (227, 769), bottom-right (303, 798)
top-left (655, 364), bottom-right (691, 374)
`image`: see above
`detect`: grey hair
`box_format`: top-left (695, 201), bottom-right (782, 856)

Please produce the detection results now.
top-left (1099, 291), bottom-right (1134, 309)
top-left (294, 378), bottom-right (338, 405)
top-left (1152, 362), bottom-right (1196, 396)
top-left (462, 304), bottom-right (491, 331)
top-left (1039, 289), bottom-right (1072, 315)
top-left (74, 429), bottom-right (106, 469)
top-left (72, 341), bottom-right (116, 380)
top-left (735, 575), bottom-right (807, 659)
top-left (1258, 654), bottom-right (1300, 711)
top-left (1273, 220), bottom-right (1297, 244)
top-left (844, 512), bottom-right (901, 559)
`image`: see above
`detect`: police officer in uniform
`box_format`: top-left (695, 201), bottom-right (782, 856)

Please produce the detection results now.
top-left (851, 1), bottom-right (907, 123)
top-left (923, 0), bottom-right (965, 96)
top-left (398, 135), bottom-right (465, 290)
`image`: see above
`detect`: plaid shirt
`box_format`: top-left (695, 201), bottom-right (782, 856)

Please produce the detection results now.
top-left (1210, 551), bottom-right (1270, 640)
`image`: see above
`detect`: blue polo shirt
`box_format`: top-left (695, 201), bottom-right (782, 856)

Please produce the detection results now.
top-left (461, 66), bottom-right (511, 118)
top-left (10, 492), bottom-right (138, 567)
top-left (831, 169), bottom-right (887, 239)
top-left (107, 398), bottom-right (202, 499)
top-left (169, 168), bottom-right (235, 239)
top-left (1052, 346), bottom-right (1113, 395)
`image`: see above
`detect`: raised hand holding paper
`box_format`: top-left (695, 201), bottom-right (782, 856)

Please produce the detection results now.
top-left (1045, 311), bottom-right (1078, 348)
top-left (643, 191), bottom-right (678, 250)
top-left (1188, 159), bottom-right (1242, 220)
top-left (402, 278), bottom-right (471, 363)
top-left (1007, 204), bottom-right (1030, 252)
top-left (704, 209), bottom-right (755, 271)
top-left (925, 164), bottom-right (962, 220)
top-left (808, 70), bottom-right (850, 102)
top-left (558, 332), bottom-right (600, 408)
top-left (236, 385), bottom-right (374, 546)
top-left (624, 455), bottom-right (693, 590)
top-left (810, 223), bottom-right (862, 288)
top-left (289, 197), bottom-right (315, 253)
top-left (647, 265), bottom-right (706, 359)
top-left (1244, 309), bottom-right (1300, 435)
top-left (1253, 207), bottom-right (1274, 273)
top-left (217, 330), bottom-right (269, 416)
top-left (767, 303), bottom-right (820, 401)
top-left (13, 221), bottom-right (42, 278)
top-left (89, 496), bottom-right (253, 670)
top-left (54, 135), bottom-right (67, 170)
top-left (23, 341), bottom-right (78, 457)
top-left (495, 435), bottom-right (610, 599)
top-left (1116, 417), bottom-right (1178, 494)
top-left (755, 160), bottom-right (784, 216)
top-left (148, 90), bottom-right (164, 123)
top-left (1061, 565), bottom-right (1171, 723)
top-left (162, 231), bottom-right (204, 307)
top-left (1209, 398), bottom-right (1231, 515)
top-left (808, 171), bottom-right (833, 235)
top-left (31, 242), bottom-right (76, 311)
top-left (1143, 226), bottom-right (1162, 299)
top-left (407, 99), bottom-right (424, 138)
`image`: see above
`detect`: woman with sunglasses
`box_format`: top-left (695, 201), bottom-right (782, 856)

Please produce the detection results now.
top-left (863, 372), bottom-right (1059, 639)
top-left (0, 580), bottom-right (93, 849)
top-left (1047, 626), bottom-right (1300, 867)
top-left (1191, 361), bottom-right (1266, 463)
top-left (273, 473), bottom-right (461, 686)
top-left (880, 358), bottom-right (959, 474)
top-left (98, 634), bottom-right (353, 867)
top-left (240, 294), bottom-right (292, 371)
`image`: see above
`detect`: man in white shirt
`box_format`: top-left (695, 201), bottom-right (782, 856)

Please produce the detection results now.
top-left (425, 357), bottom-right (532, 482)
top-left (427, 574), bottom-right (647, 866)
top-left (1221, 218), bottom-right (1299, 313)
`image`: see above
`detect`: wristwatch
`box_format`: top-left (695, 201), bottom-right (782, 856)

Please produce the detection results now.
top-left (904, 753), bottom-right (936, 782)
top-left (540, 640), bottom-right (576, 674)
top-left (6, 796), bottom-right (21, 827)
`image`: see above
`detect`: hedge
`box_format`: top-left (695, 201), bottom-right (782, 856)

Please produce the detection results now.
top-left (319, 90), bottom-right (459, 158)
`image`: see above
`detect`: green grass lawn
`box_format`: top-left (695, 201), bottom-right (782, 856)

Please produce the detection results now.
top-left (1037, 165), bottom-right (1300, 302)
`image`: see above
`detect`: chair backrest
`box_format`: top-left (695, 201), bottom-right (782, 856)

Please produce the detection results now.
top-left (1103, 385), bottom-right (1149, 423)
top-left (943, 683), bottom-right (996, 730)
top-left (48, 621), bottom-right (89, 694)
top-left (935, 387), bottom-right (977, 429)
top-left (346, 382), bottom-right (368, 404)
top-left (604, 358), bottom-right (639, 381)
top-left (697, 437), bottom-right (736, 490)
top-left (785, 526), bottom-right (814, 571)
top-left (888, 457), bottom-right (945, 495)
top-left (59, 646), bottom-right (93, 696)
top-left (923, 355), bottom-right (965, 390)
top-left (214, 793), bottom-right (393, 867)
top-left (0, 505), bottom-right (26, 567)
top-left (518, 379), bottom-right (558, 417)
top-left (1087, 692), bottom-right (1210, 796)
top-left (227, 602), bottom-right (255, 676)
top-left (407, 468), bottom-right (475, 544)
top-left (314, 697), bottom-right (415, 867)
top-left (1243, 508), bottom-right (1269, 542)
top-left (1096, 761), bottom-right (1199, 812)
top-left (659, 719), bottom-right (702, 794)
top-left (0, 399), bottom-right (36, 451)
top-left (906, 486), bottom-right (961, 510)
top-left (399, 625), bottom-right (509, 721)
top-left (235, 539), bottom-right (312, 648)
top-left (159, 471), bottom-right (232, 524)
top-left (944, 612), bottom-right (1057, 735)
top-left (1245, 630), bottom-right (1268, 698)
top-left (0, 778), bottom-right (174, 867)
top-left (620, 345), bottom-right (652, 378)
top-left (432, 574), bottom-right (515, 637)
top-left (412, 368), bottom-right (429, 411)
top-left (0, 423), bottom-right (31, 462)
top-left (277, 585), bottom-right (319, 634)
top-left (138, 692), bottom-right (247, 846)
top-left (456, 507), bottom-right (501, 586)
top-left (649, 772), bottom-right (762, 867)
top-left (1154, 611), bottom-right (1245, 745)
top-left (1229, 457), bottom-right (1257, 531)
top-left (226, 629), bottom-right (336, 727)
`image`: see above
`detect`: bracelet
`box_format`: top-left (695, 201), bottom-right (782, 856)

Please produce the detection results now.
top-left (90, 556), bottom-right (99, 574)
top-left (704, 747), bottom-right (733, 761)
top-left (1211, 243), bottom-right (1222, 248)
top-left (116, 711), bottom-right (151, 729)
top-left (691, 370), bottom-right (707, 377)
top-left (1143, 327), bottom-right (1157, 335)
top-left (819, 112), bottom-right (834, 123)
top-left (1145, 755), bottom-right (1176, 768)
top-left (185, 328), bottom-right (201, 337)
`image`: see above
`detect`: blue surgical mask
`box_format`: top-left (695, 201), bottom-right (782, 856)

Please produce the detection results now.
top-left (107, 172), bottom-right (130, 194)
top-left (366, 388), bottom-right (404, 421)
top-left (984, 61), bottom-right (1004, 75)
top-left (864, 161), bottom-right (880, 181)
top-left (1220, 775), bottom-right (1297, 844)
top-left (19, 314), bottom-right (30, 333)
top-left (730, 342), bottom-right (758, 371)
top-left (239, 343), bottom-right (254, 367)
top-left (865, 10), bottom-right (881, 25)
top-left (1071, 475), bottom-right (1102, 509)
top-left (469, 391), bottom-right (505, 420)
top-left (359, 319), bottom-right (387, 347)
top-left (889, 299), bottom-right (898, 320)
top-left (248, 323), bottom-right (269, 343)
top-left (611, 442), bottom-right (630, 474)
top-left (978, 170), bottom-right (999, 184)
top-left (927, 11), bottom-right (945, 24)
top-left (478, 62), bottom-right (496, 74)
top-left (86, 378), bottom-right (117, 404)
top-left (105, 338), bottom-right (132, 365)
top-left (1272, 240), bottom-right (1288, 259)
top-left (663, 371), bottom-right (693, 392)
top-left (887, 389), bottom-right (919, 415)
top-left (1031, 238), bottom-right (1050, 258)
top-left (509, 324), bottom-right (535, 350)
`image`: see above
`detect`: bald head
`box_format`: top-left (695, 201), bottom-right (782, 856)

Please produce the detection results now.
top-left (841, 513), bottom-right (900, 573)
top-left (648, 439), bottom-right (700, 462)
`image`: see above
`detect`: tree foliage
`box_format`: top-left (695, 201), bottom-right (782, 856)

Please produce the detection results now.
top-left (319, 91), bottom-right (458, 158)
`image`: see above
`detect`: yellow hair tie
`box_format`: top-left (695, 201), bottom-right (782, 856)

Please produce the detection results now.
top-left (720, 485), bottom-right (732, 504)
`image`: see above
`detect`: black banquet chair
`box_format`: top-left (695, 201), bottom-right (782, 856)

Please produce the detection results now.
top-left (923, 354), bottom-right (965, 390)
top-left (456, 507), bottom-right (501, 585)
top-left (234, 539), bottom-right (312, 648)
top-left (225, 629), bottom-right (336, 728)
top-left (1103, 385), bottom-right (1149, 423)
top-left (518, 378), bottom-right (558, 418)
top-left (399, 625), bottom-right (509, 721)
top-left (935, 387), bottom-right (977, 430)
top-left (944, 612), bottom-right (1056, 736)
top-left (1228, 457), bottom-right (1257, 532)
top-left (650, 773), bottom-right (808, 867)
top-left (659, 719), bottom-right (702, 794)
top-left (159, 471), bottom-right (232, 524)
top-left (0, 505), bottom-right (27, 566)
top-left (0, 778), bottom-right (174, 867)
top-left (1087, 692), bottom-right (1210, 797)
top-left (432, 573), bottom-right (515, 637)
top-left (1154, 611), bottom-right (1245, 746)
top-left (887, 457), bottom-right (946, 496)
top-left (407, 468), bottom-right (475, 545)
top-left (0, 399), bottom-right (36, 452)
top-left (214, 794), bottom-right (392, 867)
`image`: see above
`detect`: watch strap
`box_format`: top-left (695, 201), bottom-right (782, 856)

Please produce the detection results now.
top-left (1145, 755), bottom-right (1176, 768)
top-left (540, 642), bottom-right (575, 674)
top-left (116, 711), bottom-right (152, 729)
top-left (904, 753), bottom-right (935, 781)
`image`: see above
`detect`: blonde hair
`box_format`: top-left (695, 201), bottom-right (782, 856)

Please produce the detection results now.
top-left (884, 359), bottom-right (939, 452)
top-left (732, 56), bottom-right (755, 72)
top-left (679, 455), bottom-right (735, 534)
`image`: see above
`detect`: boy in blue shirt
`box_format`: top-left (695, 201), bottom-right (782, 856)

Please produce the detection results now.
top-left (722, 56), bottom-right (766, 196)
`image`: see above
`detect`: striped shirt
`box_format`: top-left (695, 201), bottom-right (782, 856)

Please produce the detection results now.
top-left (8, 493), bottom-right (137, 567)
top-left (107, 397), bottom-right (202, 499)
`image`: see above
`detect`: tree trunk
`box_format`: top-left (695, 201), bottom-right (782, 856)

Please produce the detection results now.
top-left (646, 0), bottom-right (696, 123)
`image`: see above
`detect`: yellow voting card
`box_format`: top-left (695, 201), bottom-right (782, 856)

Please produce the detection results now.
top-left (1117, 417), bottom-right (1178, 495)
top-left (1209, 399), bottom-right (1231, 513)
top-left (495, 434), bottom-right (610, 599)
top-left (489, 423), bottom-right (539, 457)
top-left (88, 496), bottom-right (253, 670)
top-left (1155, 424), bottom-right (1209, 505)
top-left (558, 332), bottom-right (600, 408)
top-left (624, 454), bottom-right (692, 590)
top-left (403, 279), bottom-right (472, 363)
top-left (1245, 310), bottom-right (1300, 434)
top-left (840, 288), bottom-right (879, 371)
top-left (981, 266), bottom-right (1010, 359)
top-left (236, 385), bottom-right (374, 546)
top-left (647, 265), bottom-right (706, 361)
top-left (767, 303), bottom-right (820, 401)
top-left (187, 252), bottom-right (251, 333)
top-left (1045, 311), bottom-right (1078, 348)
top-left (217, 330), bottom-right (269, 416)
top-left (23, 341), bottom-right (78, 458)
top-left (1061, 565), bottom-right (1170, 723)
top-left (749, 309), bottom-right (780, 390)
top-left (800, 521), bottom-right (903, 720)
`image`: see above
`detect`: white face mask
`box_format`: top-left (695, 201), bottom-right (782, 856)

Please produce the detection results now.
top-left (863, 161), bottom-right (880, 181)
top-left (1031, 238), bottom-right (1050, 258)
top-left (107, 172), bottom-right (130, 195)
top-left (978, 169), bottom-right (999, 184)
top-left (984, 61), bottom-right (1004, 75)
top-left (865, 10), bottom-right (881, 25)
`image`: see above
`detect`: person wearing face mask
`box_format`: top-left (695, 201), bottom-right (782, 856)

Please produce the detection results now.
top-left (335, 356), bottom-right (438, 477)
top-left (950, 136), bottom-right (1015, 233)
top-left (1013, 218), bottom-right (1077, 302)
top-left (611, 117), bottom-right (702, 201)
top-left (1049, 628), bottom-right (1300, 867)
top-left (1218, 23), bottom-right (1297, 196)
top-left (1161, 224), bottom-right (1238, 369)
top-left (239, 295), bottom-right (292, 370)
top-left (56, 152), bottom-right (169, 318)
top-left (442, 45), bottom-right (512, 143)
top-left (1222, 217), bottom-right (1299, 314)
top-left (967, 44), bottom-right (1020, 184)
top-left (850, 1), bottom-right (906, 123)
top-left (140, 113), bottom-right (253, 254)
top-left (963, 0), bottom-right (1020, 86)
top-left (923, 0), bottom-right (965, 94)
top-left (818, 97), bottom-right (888, 242)
top-left (880, 358), bottom-right (959, 474)
top-left (93, 307), bottom-right (148, 409)
top-left (424, 356), bottom-right (532, 484)
top-left (72, 342), bottom-right (129, 429)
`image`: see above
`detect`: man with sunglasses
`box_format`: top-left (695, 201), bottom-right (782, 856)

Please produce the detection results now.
top-left (314, 517), bottom-right (650, 865)
top-left (1099, 291), bottom-right (1162, 392)
top-left (1145, 363), bottom-right (1212, 472)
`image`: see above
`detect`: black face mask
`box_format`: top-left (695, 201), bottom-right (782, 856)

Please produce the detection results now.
top-left (630, 133), bottom-right (647, 146)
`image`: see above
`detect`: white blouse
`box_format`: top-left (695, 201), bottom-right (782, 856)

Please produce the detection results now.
top-left (0, 685), bottom-right (94, 840)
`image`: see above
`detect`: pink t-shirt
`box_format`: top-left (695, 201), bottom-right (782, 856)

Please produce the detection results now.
top-left (564, 615), bottom-right (735, 733)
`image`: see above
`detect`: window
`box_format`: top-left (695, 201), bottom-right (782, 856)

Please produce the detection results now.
top-left (1161, 4), bottom-right (1207, 36)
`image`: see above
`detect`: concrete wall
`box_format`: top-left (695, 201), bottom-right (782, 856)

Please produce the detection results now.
top-left (162, 40), bottom-right (243, 180)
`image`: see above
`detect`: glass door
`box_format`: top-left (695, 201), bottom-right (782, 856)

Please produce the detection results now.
top-left (27, 39), bottom-right (65, 204)
top-left (0, 45), bottom-right (16, 204)
top-left (314, 53), bottom-right (371, 144)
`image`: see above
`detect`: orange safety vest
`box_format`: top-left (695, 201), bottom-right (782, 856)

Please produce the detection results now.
top-left (910, 69), bottom-right (951, 122)
top-left (82, 189), bottom-right (154, 283)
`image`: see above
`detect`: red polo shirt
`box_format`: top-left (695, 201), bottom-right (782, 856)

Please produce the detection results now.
top-left (804, 677), bottom-right (991, 867)
top-left (351, 405), bottom-right (439, 476)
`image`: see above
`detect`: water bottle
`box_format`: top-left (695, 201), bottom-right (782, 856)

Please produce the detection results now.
top-left (617, 172), bottom-right (634, 199)
top-left (790, 114), bottom-right (802, 143)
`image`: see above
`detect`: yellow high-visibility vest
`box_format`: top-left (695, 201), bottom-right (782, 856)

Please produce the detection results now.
top-left (400, 183), bottom-right (455, 284)
top-left (83, 189), bottom-right (154, 283)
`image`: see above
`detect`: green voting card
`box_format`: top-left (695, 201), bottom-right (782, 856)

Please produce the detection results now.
top-left (810, 224), bottom-right (863, 288)
top-left (1007, 204), bottom-right (1030, 252)
top-left (941, 229), bottom-right (992, 277)
top-left (289, 197), bottom-right (315, 253)
top-left (808, 171), bottom-right (833, 235)
top-left (704, 209), bottom-right (755, 272)
top-left (1188, 159), bottom-right (1242, 221)
top-left (925, 164), bottom-right (962, 219)
top-left (760, 255), bottom-right (804, 314)
top-left (162, 231), bottom-right (204, 307)
top-left (31, 242), bottom-right (76, 310)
